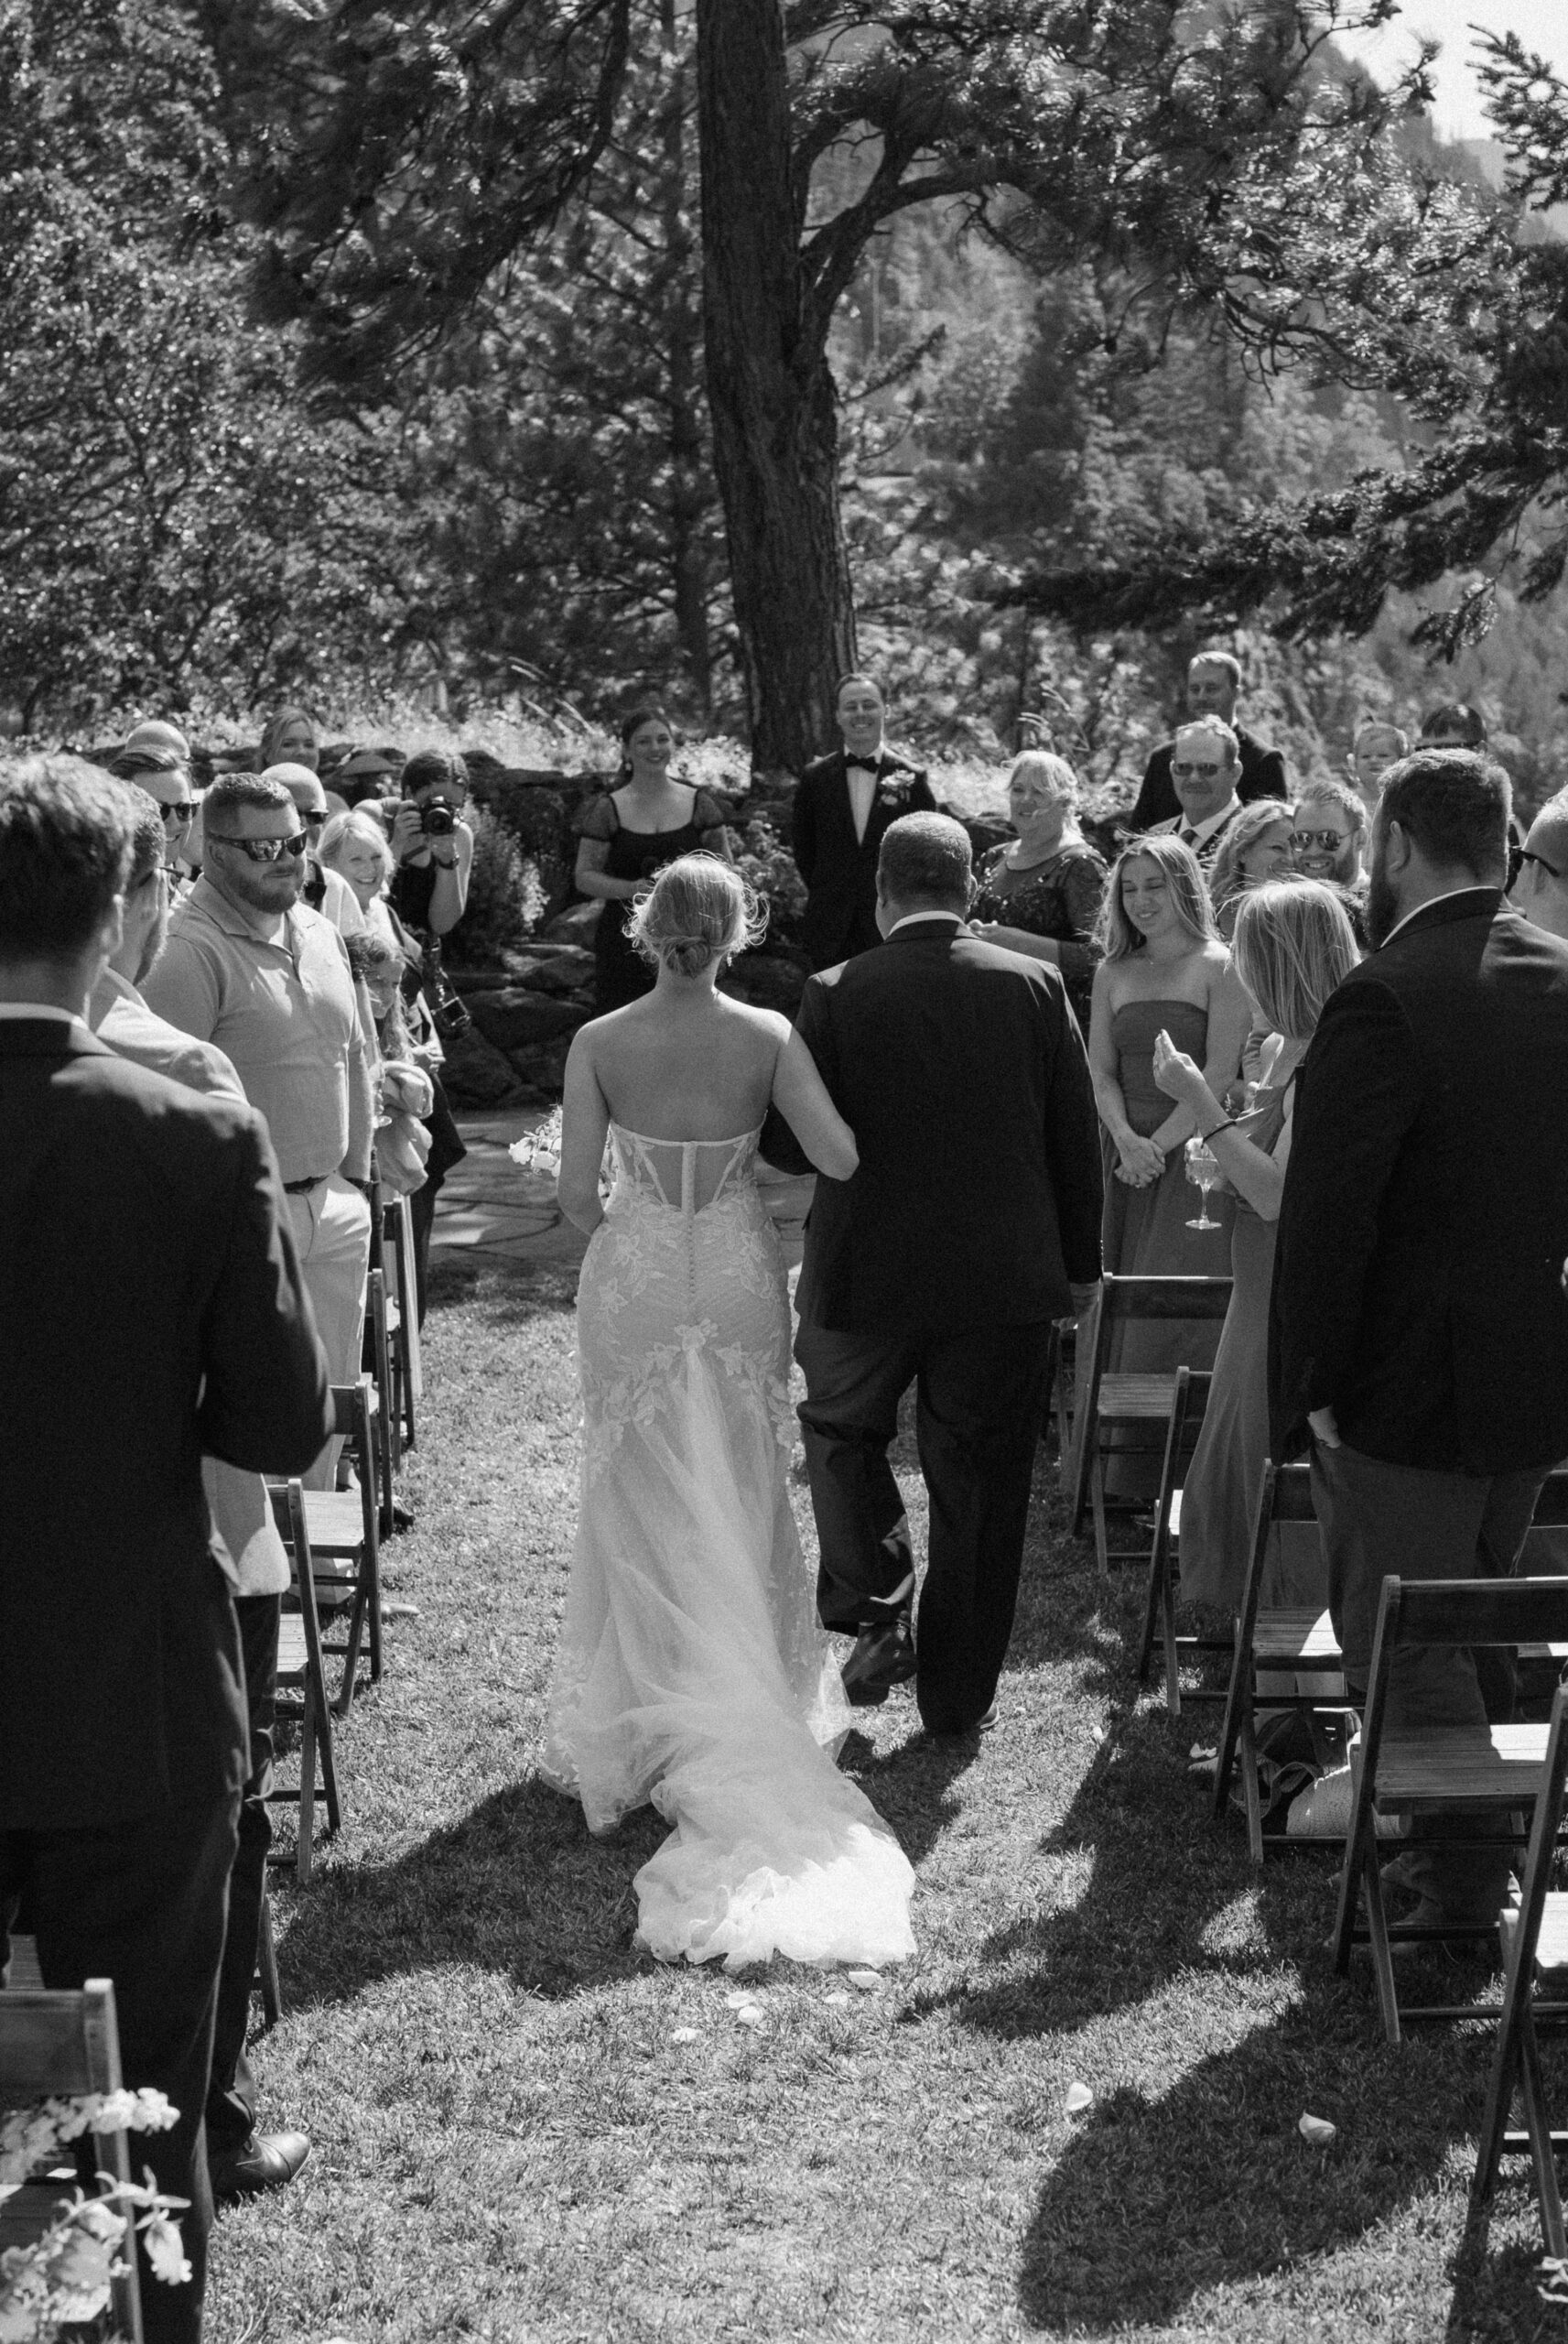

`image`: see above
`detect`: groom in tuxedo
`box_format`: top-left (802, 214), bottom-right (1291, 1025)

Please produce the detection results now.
top-left (792, 674), bottom-right (936, 970)
top-left (783, 812), bottom-right (1103, 1735)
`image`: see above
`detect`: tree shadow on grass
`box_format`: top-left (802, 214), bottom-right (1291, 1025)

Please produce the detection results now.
top-left (1010, 2001), bottom-right (1566, 2337)
top-left (904, 1679), bottom-right (1565, 2337)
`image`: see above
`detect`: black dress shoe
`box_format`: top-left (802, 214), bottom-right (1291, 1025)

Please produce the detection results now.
top-left (210, 2129), bottom-right (311, 2202)
top-left (841, 1617), bottom-right (916, 1708)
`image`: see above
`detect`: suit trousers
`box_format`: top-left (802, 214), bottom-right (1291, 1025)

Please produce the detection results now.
top-left (0, 1790), bottom-right (241, 2344)
top-left (1311, 1440), bottom-right (1545, 1917)
top-left (795, 1318), bottom-right (1052, 1734)
top-left (287, 1172), bottom-right (371, 1489)
top-left (206, 1594), bottom-right (278, 2154)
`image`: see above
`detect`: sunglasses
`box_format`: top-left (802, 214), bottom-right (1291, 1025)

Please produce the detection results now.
top-left (299, 810), bottom-right (326, 830)
top-left (1292, 829), bottom-right (1353, 852)
top-left (208, 832), bottom-right (308, 863)
top-left (1171, 761), bottom-right (1225, 779)
top-left (1509, 845), bottom-right (1562, 886)
top-left (160, 801), bottom-right (195, 825)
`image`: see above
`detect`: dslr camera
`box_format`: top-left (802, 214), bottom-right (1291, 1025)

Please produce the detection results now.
top-left (402, 795), bottom-right (460, 838)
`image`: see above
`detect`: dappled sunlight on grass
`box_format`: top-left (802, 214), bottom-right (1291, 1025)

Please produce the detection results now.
top-left (206, 1263), bottom-right (1567, 2343)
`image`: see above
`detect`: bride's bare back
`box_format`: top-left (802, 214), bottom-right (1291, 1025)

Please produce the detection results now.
top-left (557, 979), bottom-right (857, 1232)
top-left (585, 989), bottom-right (784, 1140)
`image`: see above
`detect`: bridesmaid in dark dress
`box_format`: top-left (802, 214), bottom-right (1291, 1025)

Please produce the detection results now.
top-left (969, 750), bottom-right (1108, 1032)
top-left (1084, 834), bottom-right (1251, 1497)
top-left (1150, 880), bottom-right (1360, 1614)
top-left (573, 705), bottom-right (734, 1011)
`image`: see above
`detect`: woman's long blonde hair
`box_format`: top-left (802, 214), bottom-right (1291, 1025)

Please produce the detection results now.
top-left (1231, 880), bottom-right (1359, 1040)
top-left (1097, 834), bottom-right (1217, 960)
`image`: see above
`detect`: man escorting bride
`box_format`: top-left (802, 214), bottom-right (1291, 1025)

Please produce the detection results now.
top-left (539, 815), bottom-right (1100, 1970)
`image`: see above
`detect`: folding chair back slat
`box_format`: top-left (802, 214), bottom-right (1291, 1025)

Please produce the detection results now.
top-left (0, 1980), bottom-right (143, 2340)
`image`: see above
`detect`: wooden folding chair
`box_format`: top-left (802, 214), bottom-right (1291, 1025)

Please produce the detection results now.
top-left (0, 1978), bottom-right (144, 2341)
top-left (364, 1259), bottom-right (397, 1539)
top-left (1331, 1570), bottom-right (1568, 2044)
top-left (1469, 1678), bottom-right (1568, 2252)
top-left (268, 1479), bottom-right (341, 1884)
top-left (1067, 1275), bottom-right (1232, 1582)
top-left (383, 1192), bottom-right (420, 1457)
top-left (302, 1378), bottom-right (383, 1713)
top-left (1135, 1368), bottom-right (1232, 1716)
top-left (1211, 1461), bottom-right (1347, 1861)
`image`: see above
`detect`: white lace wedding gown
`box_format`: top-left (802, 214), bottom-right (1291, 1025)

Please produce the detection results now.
top-left (541, 1122), bottom-right (915, 1970)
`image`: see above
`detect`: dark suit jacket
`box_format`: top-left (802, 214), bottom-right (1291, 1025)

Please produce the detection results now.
top-left (1128, 723), bottom-right (1287, 832)
top-left (791, 747), bottom-right (936, 970)
top-left (0, 1018), bottom-right (333, 1831)
top-left (1270, 892), bottom-right (1568, 1472)
top-left (782, 920), bottom-right (1103, 1335)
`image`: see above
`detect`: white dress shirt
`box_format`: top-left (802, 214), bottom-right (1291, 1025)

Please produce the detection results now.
top-left (846, 761), bottom-right (880, 845)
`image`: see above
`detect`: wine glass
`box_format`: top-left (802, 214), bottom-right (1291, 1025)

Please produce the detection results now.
top-left (1184, 1134), bottom-right (1222, 1231)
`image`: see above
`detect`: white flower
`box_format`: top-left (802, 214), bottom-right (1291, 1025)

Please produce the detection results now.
top-left (141, 2213), bottom-right (191, 2289)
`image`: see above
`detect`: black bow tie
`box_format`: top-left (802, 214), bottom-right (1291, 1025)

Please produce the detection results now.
top-left (846, 759), bottom-right (880, 776)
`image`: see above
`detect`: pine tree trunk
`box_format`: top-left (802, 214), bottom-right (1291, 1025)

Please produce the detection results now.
top-left (658, 5), bottom-right (713, 721)
top-left (694, 0), bottom-right (857, 776)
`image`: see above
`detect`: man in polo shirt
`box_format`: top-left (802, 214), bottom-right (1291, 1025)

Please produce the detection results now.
top-left (145, 771), bottom-right (374, 1491)
top-left (1148, 718), bottom-right (1245, 871)
top-left (85, 778), bottom-right (312, 2207)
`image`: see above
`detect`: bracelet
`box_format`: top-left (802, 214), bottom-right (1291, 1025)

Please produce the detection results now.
top-left (1199, 1118), bottom-right (1237, 1144)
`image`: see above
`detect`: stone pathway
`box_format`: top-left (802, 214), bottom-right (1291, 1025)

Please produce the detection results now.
top-left (431, 1112), bottom-right (816, 1273)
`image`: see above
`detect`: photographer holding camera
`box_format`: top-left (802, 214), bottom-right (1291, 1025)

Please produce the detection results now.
top-left (389, 748), bottom-right (474, 940)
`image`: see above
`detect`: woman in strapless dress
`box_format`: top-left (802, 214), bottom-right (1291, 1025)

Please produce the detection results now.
top-left (1085, 836), bottom-right (1251, 1495)
top-left (1150, 879), bottom-right (1361, 1616)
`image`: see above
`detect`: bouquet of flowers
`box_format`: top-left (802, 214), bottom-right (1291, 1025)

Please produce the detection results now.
top-left (509, 1106), bottom-right (563, 1178)
top-left (1, 2090), bottom-right (189, 2342)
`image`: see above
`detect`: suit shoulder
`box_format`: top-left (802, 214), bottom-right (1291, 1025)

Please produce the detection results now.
top-left (60, 1048), bottom-right (264, 1151)
top-left (798, 753), bottom-right (841, 788)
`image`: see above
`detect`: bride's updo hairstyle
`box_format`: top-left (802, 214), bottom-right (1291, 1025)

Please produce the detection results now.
top-left (629, 852), bottom-right (766, 977)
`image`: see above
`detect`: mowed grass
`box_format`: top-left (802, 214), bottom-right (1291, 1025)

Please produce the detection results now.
top-left (208, 1260), bottom-right (1567, 2343)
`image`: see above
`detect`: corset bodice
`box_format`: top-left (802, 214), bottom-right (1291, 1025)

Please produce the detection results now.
top-left (608, 1123), bottom-right (762, 1219)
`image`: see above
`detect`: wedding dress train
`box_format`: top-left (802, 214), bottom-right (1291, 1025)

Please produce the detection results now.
top-left (541, 1122), bottom-right (915, 1969)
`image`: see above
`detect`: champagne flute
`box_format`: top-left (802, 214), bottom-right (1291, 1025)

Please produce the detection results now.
top-left (1184, 1134), bottom-right (1222, 1231)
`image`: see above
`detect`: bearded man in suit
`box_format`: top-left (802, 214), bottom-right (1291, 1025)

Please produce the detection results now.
top-left (792, 674), bottom-right (936, 971)
top-left (0, 757), bottom-right (331, 2341)
top-left (1272, 748), bottom-right (1568, 1930)
top-left (785, 813), bottom-right (1103, 1734)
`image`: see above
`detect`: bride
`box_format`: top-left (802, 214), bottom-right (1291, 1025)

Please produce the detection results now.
top-left (540, 852), bottom-right (915, 1969)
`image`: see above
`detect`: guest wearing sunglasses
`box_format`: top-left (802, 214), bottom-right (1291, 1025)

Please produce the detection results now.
top-left (144, 773), bottom-right (374, 1502)
top-left (1146, 717), bottom-right (1246, 871)
top-left (1510, 791), bottom-right (1568, 945)
top-left (260, 762), bottom-right (366, 938)
top-left (110, 744), bottom-right (198, 885)
top-left (1291, 777), bottom-right (1370, 946)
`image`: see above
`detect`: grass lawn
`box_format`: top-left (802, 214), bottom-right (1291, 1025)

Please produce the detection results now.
top-left (209, 1258), bottom-right (1567, 2343)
